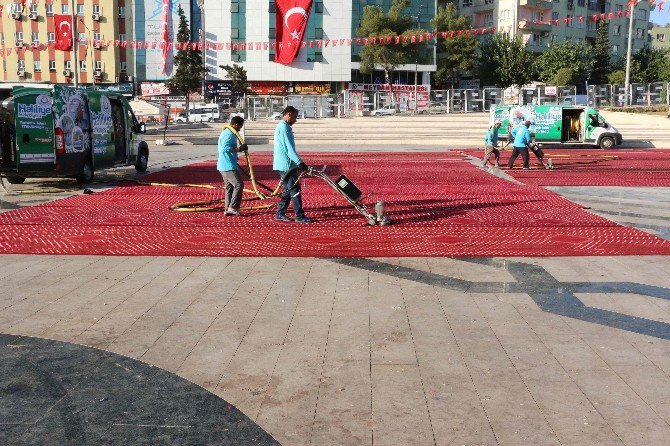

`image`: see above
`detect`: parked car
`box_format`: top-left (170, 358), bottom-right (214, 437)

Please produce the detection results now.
top-left (370, 104), bottom-right (396, 116)
top-left (174, 105), bottom-right (220, 123)
top-left (422, 102), bottom-right (449, 114)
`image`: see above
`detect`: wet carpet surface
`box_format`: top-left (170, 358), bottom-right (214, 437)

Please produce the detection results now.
top-left (0, 152), bottom-right (669, 257)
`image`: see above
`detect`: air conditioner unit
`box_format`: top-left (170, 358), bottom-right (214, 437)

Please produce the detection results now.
top-left (63, 69), bottom-right (72, 77)
top-left (15, 41), bottom-right (24, 47)
top-left (94, 69), bottom-right (102, 77)
top-left (31, 41), bottom-right (39, 48)
top-left (17, 69), bottom-right (25, 77)
top-left (93, 41), bottom-right (101, 48)
top-left (92, 12), bottom-right (100, 21)
top-left (29, 12), bottom-right (38, 20)
top-left (11, 12), bottom-right (22, 19)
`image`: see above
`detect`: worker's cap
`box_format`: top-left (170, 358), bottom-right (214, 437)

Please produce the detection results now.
top-left (494, 120), bottom-right (501, 125)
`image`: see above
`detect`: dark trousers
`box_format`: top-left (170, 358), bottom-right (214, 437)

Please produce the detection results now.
top-left (508, 146), bottom-right (530, 169)
top-left (277, 170), bottom-right (305, 218)
top-left (529, 144), bottom-right (544, 162)
top-left (483, 146), bottom-right (500, 165)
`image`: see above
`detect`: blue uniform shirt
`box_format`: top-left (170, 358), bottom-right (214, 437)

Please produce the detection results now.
top-left (273, 120), bottom-right (302, 172)
top-left (217, 128), bottom-right (239, 171)
top-left (513, 126), bottom-right (531, 148)
top-left (484, 127), bottom-right (499, 146)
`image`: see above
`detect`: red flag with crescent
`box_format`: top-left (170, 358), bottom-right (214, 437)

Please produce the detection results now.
top-left (161, 0), bottom-right (170, 74)
top-left (274, 0), bottom-right (313, 64)
top-left (54, 14), bottom-right (73, 51)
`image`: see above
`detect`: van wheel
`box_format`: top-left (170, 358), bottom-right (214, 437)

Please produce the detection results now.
top-left (135, 143), bottom-right (149, 173)
top-left (599, 136), bottom-right (615, 149)
top-left (5, 176), bottom-right (25, 184)
top-left (76, 158), bottom-right (94, 184)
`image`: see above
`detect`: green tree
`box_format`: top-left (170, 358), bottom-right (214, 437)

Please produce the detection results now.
top-left (633, 47), bottom-right (670, 83)
top-left (590, 21), bottom-right (611, 85)
top-left (357, 0), bottom-right (423, 105)
top-left (538, 41), bottom-right (593, 87)
top-left (608, 70), bottom-right (626, 85)
top-left (550, 67), bottom-right (575, 86)
top-left (165, 5), bottom-right (203, 119)
top-left (477, 34), bottom-right (535, 96)
top-left (219, 63), bottom-right (250, 96)
top-left (430, 4), bottom-right (478, 89)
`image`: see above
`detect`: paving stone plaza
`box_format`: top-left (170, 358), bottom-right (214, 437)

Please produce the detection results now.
top-left (1, 113), bottom-right (669, 445)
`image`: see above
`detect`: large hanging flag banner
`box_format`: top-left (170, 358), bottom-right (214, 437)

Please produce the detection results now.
top-left (161, 0), bottom-right (170, 74)
top-left (274, 0), bottom-right (313, 64)
top-left (54, 14), bottom-right (73, 51)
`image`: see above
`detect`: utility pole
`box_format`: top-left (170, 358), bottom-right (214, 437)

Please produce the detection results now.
top-left (624, 0), bottom-right (635, 106)
top-left (72, 1), bottom-right (79, 87)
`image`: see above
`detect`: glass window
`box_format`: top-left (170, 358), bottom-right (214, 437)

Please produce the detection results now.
top-left (49, 60), bottom-right (56, 70)
top-left (637, 9), bottom-right (646, 19)
top-left (616, 4), bottom-right (623, 11)
top-left (93, 4), bottom-right (100, 14)
top-left (269, 28), bottom-right (275, 39)
top-left (462, 0), bottom-right (472, 7)
top-left (34, 60), bottom-right (41, 72)
top-left (48, 32), bottom-right (55, 42)
top-left (16, 31), bottom-right (23, 42)
top-left (552, 12), bottom-right (559, 20)
top-left (118, 33), bottom-right (126, 41)
top-left (121, 61), bottom-right (127, 71)
top-left (30, 3), bottom-right (37, 13)
top-left (65, 60), bottom-right (71, 70)
top-left (118, 6), bottom-right (125, 18)
top-left (61, 4), bottom-right (69, 14)
top-left (612, 44), bottom-right (618, 54)
top-left (315, 2), bottom-right (323, 13)
top-left (94, 33), bottom-right (101, 41)
top-left (231, 28), bottom-right (239, 38)
top-left (578, 0), bottom-right (585, 5)
top-left (268, 1), bottom-right (275, 13)
top-left (32, 31), bottom-right (39, 42)
top-left (231, 3), bottom-right (239, 12)
top-left (46, 4), bottom-right (53, 15)
top-left (18, 60), bottom-right (25, 70)
top-left (80, 60), bottom-right (86, 72)
top-left (78, 32), bottom-right (86, 43)
top-left (77, 4), bottom-right (84, 15)
top-left (315, 28), bottom-right (323, 39)
top-left (95, 60), bottom-right (103, 70)
top-left (636, 28), bottom-right (644, 38)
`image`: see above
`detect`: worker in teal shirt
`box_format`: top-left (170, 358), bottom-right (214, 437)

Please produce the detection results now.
top-left (482, 121), bottom-right (501, 168)
top-left (507, 120), bottom-right (531, 169)
top-left (273, 106), bottom-right (311, 223)
top-left (218, 116), bottom-right (247, 216)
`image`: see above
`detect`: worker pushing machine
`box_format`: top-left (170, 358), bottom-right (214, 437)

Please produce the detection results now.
top-left (273, 106), bottom-right (313, 224)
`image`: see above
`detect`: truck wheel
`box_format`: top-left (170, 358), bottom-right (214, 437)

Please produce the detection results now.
top-left (135, 143), bottom-right (149, 173)
top-left (76, 158), bottom-right (94, 184)
top-left (599, 136), bottom-right (615, 149)
top-left (5, 176), bottom-right (25, 184)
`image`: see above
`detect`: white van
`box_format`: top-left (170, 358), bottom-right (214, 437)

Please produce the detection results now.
top-left (174, 105), bottom-right (220, 123)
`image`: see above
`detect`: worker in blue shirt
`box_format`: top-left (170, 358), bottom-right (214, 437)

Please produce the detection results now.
top-left (217, 116), bottom-right (248, 216)
top-left (507, 120), bottom-right (532, 169)
top-left (482, 121), bottom-right (502, 168)
top-left (273, 106), bottom-right (312, 223)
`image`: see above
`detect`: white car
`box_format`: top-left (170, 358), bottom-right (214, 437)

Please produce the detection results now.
top-left (370, 104), bottom-right (396, 116)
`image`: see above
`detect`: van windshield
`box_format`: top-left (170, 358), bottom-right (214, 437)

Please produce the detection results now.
top-left (589, 114), bottom-right (607, 127)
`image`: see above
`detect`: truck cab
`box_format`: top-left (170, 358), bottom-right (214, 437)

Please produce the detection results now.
top-left (0, 86), bottom-right (148, 184)
top-left (490, 105), bottom-right (623, 149)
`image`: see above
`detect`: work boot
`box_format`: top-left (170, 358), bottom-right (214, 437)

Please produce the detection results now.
top-left (275, 214), bottom-right (291, 222)
top-left (294, 216), bottom-right (313, 223)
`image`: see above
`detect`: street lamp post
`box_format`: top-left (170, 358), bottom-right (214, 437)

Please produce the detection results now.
top-left (624, 1), bottom-right (635, 106)
top-left (71, 2), bottom-right (78, 87)
top-left (413, 4), bottom-right (423, 114)
top-left (197, 0), bottom-right (206, 100)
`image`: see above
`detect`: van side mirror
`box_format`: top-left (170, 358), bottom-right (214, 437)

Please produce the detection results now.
top-left (136, 122), bottom-right (146, 134)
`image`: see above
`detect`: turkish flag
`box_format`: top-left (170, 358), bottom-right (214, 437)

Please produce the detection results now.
top-left (275, 0), bottom-right (313, 64)
top-left (54, 15), bottom-right (73, 51)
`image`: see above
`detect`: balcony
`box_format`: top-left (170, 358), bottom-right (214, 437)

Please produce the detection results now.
top-left (518, 20), bottom-right (551, 32)
top-left (520, 0), bottom-right (553, 9)
top-left (473, 0), bottom-right (495, 12)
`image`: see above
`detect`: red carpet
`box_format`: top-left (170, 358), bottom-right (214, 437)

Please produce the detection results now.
top-left (1, 152), bottom-right (669, 257)
top-left (462, 148), bottom-right (670, 186)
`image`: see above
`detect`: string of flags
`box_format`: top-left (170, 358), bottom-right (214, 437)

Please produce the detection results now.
top-left (0, 2), bottom-right (666, 58)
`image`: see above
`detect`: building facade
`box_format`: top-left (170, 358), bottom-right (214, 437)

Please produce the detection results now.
top-left (455, 0), bottom-right (650, 59)
top-left (649, 24), bottom-right (670, 50)
top-left (0, 0), bottom-right (128, 85)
